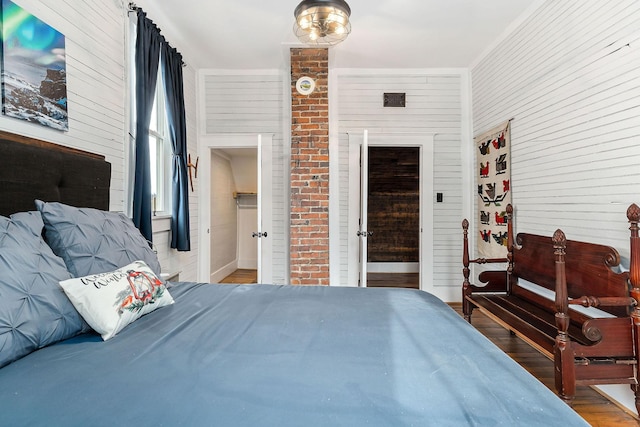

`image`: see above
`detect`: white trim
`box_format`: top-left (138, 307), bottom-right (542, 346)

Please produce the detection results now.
top-left (210, 260), bottom-right (239, 283)
top-left (347, 133), bottom-right (362, 287)
top-left (345, 132), bottom-right (436, 295)
top-left (151, 216), bottom-right (171, 232)
top-left (281, 43), bottom-right (293, 284)
top-left (460, 68), bottom-right (475, 262)
top-left (198, 68), bottom-right (282, 76)
top-left (333, 67), bottom-right (469, 76)
top-left (197, 133), bottom-right (273, 283)
top-left (197, 70), bottom-right (208, 137)
top-left (359, 130), bottom-right (369, 287)
top-left (328, 55), bottom-right (341, 286)
top-left (258, 134), bottom-right (274, 283)
top-left (124, 11), bottom-right (136, 216)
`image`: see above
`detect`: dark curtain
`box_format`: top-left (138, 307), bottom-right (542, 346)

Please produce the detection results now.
top-left (161, 44), bottom-right (191, 251)
top-left (132, 11), bottom-right (162, 242)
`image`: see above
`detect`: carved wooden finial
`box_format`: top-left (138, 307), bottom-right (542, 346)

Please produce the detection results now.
top-left (462, 218), bottom-right (469, 230)
top-left (553, 229), bottom-right (566, 248)
top-left (506, 204), bottom-right (513, 214)
top-left (628, 203), bottom-right (640, 289)
top-left (628, 203), bottom-right (640, 224)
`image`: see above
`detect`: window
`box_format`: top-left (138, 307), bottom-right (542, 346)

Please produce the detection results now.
top-left (128, 8), bottom-right (191, 250)
top-left (128, 13), bottom-right (171, 218)
top-left (148, 70), bottom-right (171, 216)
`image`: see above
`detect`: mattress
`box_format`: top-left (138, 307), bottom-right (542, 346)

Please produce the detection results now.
top-left (0, 283), bottom-right (589, 426)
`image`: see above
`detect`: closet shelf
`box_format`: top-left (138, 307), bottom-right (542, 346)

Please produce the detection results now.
top-left (233, 191), bottom-right (257, 199)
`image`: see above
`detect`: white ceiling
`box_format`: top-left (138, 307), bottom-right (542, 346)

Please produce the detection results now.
top-left (134, 0), bottom-right (543, 70)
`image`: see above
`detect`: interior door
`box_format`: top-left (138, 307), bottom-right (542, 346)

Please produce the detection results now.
top-left (358, 130), bottom-right (369, 287)
top-left (256, 134), bottom-right (272, 283)
top-left (346, 132), bottom-right (435, 294)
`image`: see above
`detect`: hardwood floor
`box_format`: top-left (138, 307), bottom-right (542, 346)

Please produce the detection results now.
top-left (451, 304), bottom-right (639, 426)
top-left (221, 271), bottom-right (421, 287)
top-left (220, 269), bottom-right (257, 284)
top-left (367, 272), bottom-right (419, 288)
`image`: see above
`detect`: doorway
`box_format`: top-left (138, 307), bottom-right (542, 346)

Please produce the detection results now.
top-left (210, 148), bottom-right (258, 284)
top-left (198, 134), bottom-right (273, 284)
top-left (366, 146), bottom-right (420, 289)
top-left (346, 132), bottom-right (434, 293)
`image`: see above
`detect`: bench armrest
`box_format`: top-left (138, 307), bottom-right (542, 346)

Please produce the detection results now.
top-left (569, 296), bottom-right (636, 309)
top-left (462, 209), bottom-right (514, 321)
top-left (467, 270), bottom-right (508, 293)
top-left (462, 217), bottom-right (510, 292)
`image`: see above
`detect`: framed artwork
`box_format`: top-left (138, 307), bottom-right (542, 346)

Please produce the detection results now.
top-left (0, 0), bottom-right (68, 130)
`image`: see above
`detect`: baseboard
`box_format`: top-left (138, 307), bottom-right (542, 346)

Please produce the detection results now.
top-left (238, 258), bottom-right (257, 269)
top-left (210, 260), bottom-right (238, 283)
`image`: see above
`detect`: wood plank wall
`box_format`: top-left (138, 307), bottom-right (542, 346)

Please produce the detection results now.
top-left (336, 72), bottom-right (465, 291)
top-left (367, 147), bottom-right (420, 263)
top-left (471, 0), bottom-right (640, 413)
top-left (472, 0), bottom-right (640, 254)
top-left (0, 1), bottom-right (200, 282)
top-left (202, 72), bottom-right (287, 284)
top-left (0, 1), bottom-right (127, 208)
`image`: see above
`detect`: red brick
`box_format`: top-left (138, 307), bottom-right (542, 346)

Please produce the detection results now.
top-left (290, 47), bottom-right (330, 286)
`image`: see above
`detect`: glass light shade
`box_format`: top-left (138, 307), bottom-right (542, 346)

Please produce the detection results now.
top-left (293, 0), bottom-right (351, 46)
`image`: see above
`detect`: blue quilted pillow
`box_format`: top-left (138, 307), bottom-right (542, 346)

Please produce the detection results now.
top-left (35, 200), bottom-right (162, 277)
top-left (0, 211), bottom-right (88, 368)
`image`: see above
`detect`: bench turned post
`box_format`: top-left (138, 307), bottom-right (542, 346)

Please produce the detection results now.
top-left (462, 218), bottom-right (472, 322)
top-left (552, 229), bottom-right (576, 405)
top-left (627, 203), bottom-right (640, 414)
top-left (506, 204), bottom-right (514, 294)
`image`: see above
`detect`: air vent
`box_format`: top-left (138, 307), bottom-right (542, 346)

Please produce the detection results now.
top-left (383, 93), bottom-right (406, 107)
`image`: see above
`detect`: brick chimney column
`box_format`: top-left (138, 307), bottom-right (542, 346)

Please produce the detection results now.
top-left (290, 48), bottom-right (330, 286)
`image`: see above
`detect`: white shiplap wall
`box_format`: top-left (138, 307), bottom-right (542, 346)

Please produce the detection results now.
top-left (0, 0), bottom-right (200, 282)
top-left (0, 0), bottom-right (127, 208)
top-left (201, 72), bottom-right (287, 284)
top-left (151, 63), bottom-right (200, 282)
top-left (471, 0), bottom-right (640, 413)
top-left (335, 70), bottom-right (466, 296)
top-left (130, 0), bottom-right (200, 281)
top-left (472, 0), bottom-right (640, 258)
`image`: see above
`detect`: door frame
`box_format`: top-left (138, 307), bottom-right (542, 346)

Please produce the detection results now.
top-left (346, 131), bottom-right (434, 293)
top-left (198, 133), bottom-right (273, 283)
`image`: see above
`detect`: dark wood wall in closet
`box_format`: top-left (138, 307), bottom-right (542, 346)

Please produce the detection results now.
top-left (367, 147), bottom-right (420, 262)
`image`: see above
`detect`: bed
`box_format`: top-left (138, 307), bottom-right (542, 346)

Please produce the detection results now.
top-left (0, 131), bottom-right (589, 426)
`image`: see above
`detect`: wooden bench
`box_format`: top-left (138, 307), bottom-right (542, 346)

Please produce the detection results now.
top-left (462, 203), bottom-right (640, 414)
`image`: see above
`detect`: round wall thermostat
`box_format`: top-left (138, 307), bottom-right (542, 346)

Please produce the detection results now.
top-left (296, 76), bottom-right (315, 95)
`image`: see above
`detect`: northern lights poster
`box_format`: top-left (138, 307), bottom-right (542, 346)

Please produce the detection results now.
top-left (1, 0), bottom-right (68, 130)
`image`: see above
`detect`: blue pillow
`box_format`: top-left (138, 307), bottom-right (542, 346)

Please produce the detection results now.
top-left (0, 211), bottom-right (88, 368)
top-left (35, 200), bottom-right (162, 277)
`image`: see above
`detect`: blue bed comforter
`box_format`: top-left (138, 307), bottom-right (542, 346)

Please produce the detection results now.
top-left (0, 283), bottom-right (589, 426)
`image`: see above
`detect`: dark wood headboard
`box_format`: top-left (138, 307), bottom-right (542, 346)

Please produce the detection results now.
top-left (0, 130), bottom-right (111, 216)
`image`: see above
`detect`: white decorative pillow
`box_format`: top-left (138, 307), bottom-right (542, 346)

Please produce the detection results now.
top-left (59, 260), bottom-right (174, 340)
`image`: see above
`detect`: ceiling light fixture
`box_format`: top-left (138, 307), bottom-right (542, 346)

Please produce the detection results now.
top-left (293, 0), bottom-right (351, 46)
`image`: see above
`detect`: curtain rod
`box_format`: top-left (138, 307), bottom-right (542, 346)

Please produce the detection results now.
top-left (127, 2), bottom-right (186, 68)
